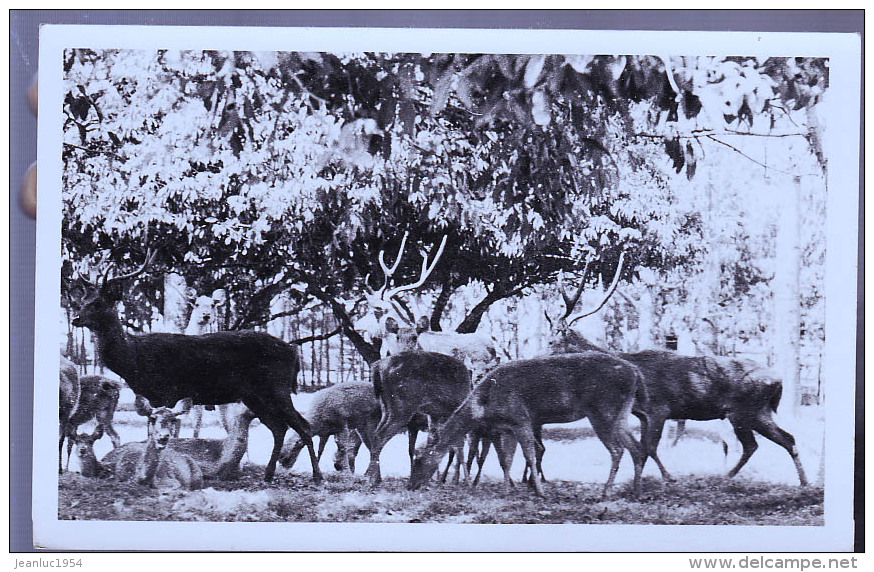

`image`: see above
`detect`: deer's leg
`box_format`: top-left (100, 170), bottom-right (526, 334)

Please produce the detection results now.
top-left (602, 438), bottom-right (625, 499)
top-left (465, 432), bottom-right (479, 476)
top-left (491, 431), bottom-right (515, 490)
top-left (439, 448), bottom-right (455, 483)
top-left (281, 406), bottom-right (323, 485)
top-left (59, 425), bottom-right (69, 474)
top-left (642, 413), bottom-right (674, 482)
top-left (316, 434), bottom-right (329, 462)
top-left (366, 410), bottom-right (404, 486)
top-left (453, 439), bottom-right (468, 484)
top-left (407, 425), bottom-right (419, 476)
top-left (589, 412), bottom-right (633, 498)
top-left (618, 428), bottom-right (646, 498)
top-left (259, 413), bottom-right (288, 483)
top-left (65, 428), bottom-right (75, 472)
top-left (192, 406), bottom-right (203, 439)
top-left (670, 420), bottom-right (686, 446)
top-left (533, 425), bottom-right (546, 482)
top-left (347, 430), bottom-right (363, 473)
top-left (726, 421), bottom-right (758, 480)
top-left (748, 416), bottom-right (809, 486)
top-left (279, 438), bottom-right (305, 469)
top-left (471, 434), bottom-right (490, 488)
top-left (513, 425), bottom-right (544, 497)
top-left (102, 422), bottom-right (122, 449)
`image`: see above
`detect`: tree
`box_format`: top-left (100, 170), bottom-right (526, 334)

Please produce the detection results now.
top-left (61, 50), bottom-right (828, 365)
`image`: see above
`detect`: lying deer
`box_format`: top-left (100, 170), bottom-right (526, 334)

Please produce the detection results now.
top-left (69, 248), bottom-right (321, 484)
top-left (410, 351), bottom-right (648, 498)
top-left (87, 397), bottom-right (205, 490)
top-left (60, 375), bottom-right (122, 471)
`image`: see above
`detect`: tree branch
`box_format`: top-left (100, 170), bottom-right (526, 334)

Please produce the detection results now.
top-left (633, 128), bottom-right (809, 140)
top-left (290, 327), bottom-right (343, 345)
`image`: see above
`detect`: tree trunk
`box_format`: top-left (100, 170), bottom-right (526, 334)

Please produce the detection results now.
top-left (306, 284), bottom-right (381, 364)
top-left (163, 273), bottom-right (189, 333)
top-left (310, 314), bottom-right (317, 387)
top-left (455, 289), bottom-right (504, 334)
top-left (429, 279), bottom-right (454, 332)
top-left (773, 175), bottom-right (803, 416)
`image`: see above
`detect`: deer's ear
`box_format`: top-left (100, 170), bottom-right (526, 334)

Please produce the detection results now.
top-left (172, 398), bottom-right (192, 417)
top-left (93, 425), bottom-right (104, 439)
top-left (134, 394), bottom-right (153, 417)
top-left (384, 316), bottom-right (399, 334)
top-left (416, 315), bottom-right (429, 334)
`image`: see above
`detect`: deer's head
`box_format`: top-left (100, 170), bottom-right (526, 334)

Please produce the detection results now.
top-left (74, 425), bottom-right (104, 462)
top-left (545, 251), bottom-right (625, 355)
top-left (135, 395), bottom-right (190, 449)
top-left (360, 232), bottom-right (447, 357)
top-left (70, 248), bottom-right (157, 330)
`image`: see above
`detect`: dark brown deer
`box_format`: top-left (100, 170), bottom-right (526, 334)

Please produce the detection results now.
top-left (625, 351), bottom-right (808, 485)
top-left (61, 375), bottom-right (122, 471)
top-left (546, 254), bottom-right (809, 486)
top-left (410, 351), bottom-right (648, 497)
top-left (366, 350), bottom-right (473, 486)
top-left (59, 356), bottom-right (80, 474)
top-left (69, 249), bottom-right (322, 484)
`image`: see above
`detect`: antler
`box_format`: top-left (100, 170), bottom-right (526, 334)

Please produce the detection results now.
top-left (566, 251), bottom-right (626, 326)
top-left (558, 255), bottom-right (592, 320)
top-left (363, 233), bottom-right (447, 326)
top-left (103, 247), bottom-right (158, 286)
top-left (365, 231), bottom-right (410, 299)
top-left (383, 234), bottom-right (447, 301)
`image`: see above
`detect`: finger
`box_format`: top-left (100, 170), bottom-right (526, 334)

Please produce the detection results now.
top-left (21, 162), bottom-right (37, 218)
top-left (28, 73), bottom-right (38, 115)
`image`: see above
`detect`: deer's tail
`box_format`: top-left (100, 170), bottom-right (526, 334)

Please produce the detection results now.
top-left (768, 381), bottom-right (783, 414)
top-left (371, 362), bottom-right (383, 399)
top-left (630, 364), bottom-right (651, 438)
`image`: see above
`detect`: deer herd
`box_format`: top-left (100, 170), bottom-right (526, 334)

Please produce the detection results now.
top-left (59, 234), bottom-right (809, 500)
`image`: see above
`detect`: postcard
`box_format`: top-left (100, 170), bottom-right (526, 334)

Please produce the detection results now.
top-left (34, 24), bottom-right (861, 551)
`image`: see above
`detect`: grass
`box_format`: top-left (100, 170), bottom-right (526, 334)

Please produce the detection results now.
top-left (58, 466), bottom-right (823, 525)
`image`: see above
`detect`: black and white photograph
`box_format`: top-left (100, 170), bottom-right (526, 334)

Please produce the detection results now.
top-left (31, 24), bottom-right (860, 551)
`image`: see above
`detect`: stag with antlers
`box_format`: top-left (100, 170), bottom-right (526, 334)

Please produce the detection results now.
top-left (360, 232), bottom-right (499, 379)
top-left (543, 252), bottom-right (808, 486)
top-left (69, 248), bottom-right (322, 484)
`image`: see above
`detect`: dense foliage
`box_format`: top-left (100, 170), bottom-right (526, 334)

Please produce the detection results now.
top-left (62, 50), bottom-right (828, 366)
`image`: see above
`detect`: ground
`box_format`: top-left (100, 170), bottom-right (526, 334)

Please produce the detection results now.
top-left (58, 390), bottom-right (824, 525)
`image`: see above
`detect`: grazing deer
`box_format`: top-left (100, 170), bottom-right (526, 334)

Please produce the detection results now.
top-left (365, 349), bottom-right (473, 486)
top-left (358, 232), bottom-right (499, 381)
top-left (59, 356), bottom-right (80, 474)
top-left (546, 253), bottom-right (808, 486)
top-left (410, 351), bottom-right (648, 498)
top-left (61, 375), bottom-right (122, 471)
top-left (279, 381), bottom-right (381, 473)
top-left (94, 397), bottom-right (204, 489)
top-left (69, 249), bottom-right (322, 484)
